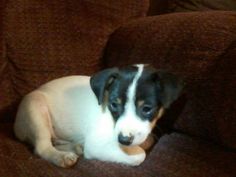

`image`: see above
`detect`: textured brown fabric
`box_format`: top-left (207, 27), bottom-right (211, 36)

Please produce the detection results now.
top-left (175, 40), bottom-right (236, 148)
top-left (148, 133), bottom-right (236, 177)
top-left (104, 11), bottom-right (236, 148)
top-left (0, 0), bottom-right (18, 122)
top-left (168, 0), bottom-right (236, 12)
top-left (2, 0), bottom-right (149, 121)
top-left (148, 0), bottom-right (169, 15)
top-left (1, 123), bottom-right (235, 177)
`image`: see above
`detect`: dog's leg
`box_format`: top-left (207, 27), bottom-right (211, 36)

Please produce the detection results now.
top-left (52, 139), bottom-right (74, 152)
top-left (119, 145), bottom-right (146, 166)
top-left (53, 139), bottom-right (83, 156)
top-left (35, 138), bottom-right (78, 168)
top-left (14, 91), bottom-right (78, 168)
top-left (84, 139), bottom-right (146, 166)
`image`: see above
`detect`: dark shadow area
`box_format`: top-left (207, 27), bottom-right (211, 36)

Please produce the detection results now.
top-left (153, 93), bottom-right (187, 137)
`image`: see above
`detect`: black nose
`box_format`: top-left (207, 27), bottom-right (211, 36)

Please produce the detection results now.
top-left (118, 133), bottom-right (134, 146)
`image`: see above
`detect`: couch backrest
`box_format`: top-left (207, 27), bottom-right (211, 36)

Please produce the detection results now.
top-left (148, 0), bottom-right (236, 15)
top-left (104, 11), bottom-right (236, 149)
top-left (1, 0), bottom-right (149, 122)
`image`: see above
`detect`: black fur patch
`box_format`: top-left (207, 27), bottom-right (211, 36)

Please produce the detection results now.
top-left (135, 66), bottom-right (162, 121)
top-left (107, 66), bottom-right (138, 121)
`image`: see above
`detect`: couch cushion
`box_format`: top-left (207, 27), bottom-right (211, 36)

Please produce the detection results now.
top-left (104, 11), bottom-right (236, 148)
top-left (2, 0), bottom-right (149, 121)
top-left (1, 123), bottom-right (235, 177)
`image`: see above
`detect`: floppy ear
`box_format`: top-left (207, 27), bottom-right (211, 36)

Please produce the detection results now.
top-left (156, 70), bottom-right (184, 108)
top-left (90, 68), bottom-right (119, 105)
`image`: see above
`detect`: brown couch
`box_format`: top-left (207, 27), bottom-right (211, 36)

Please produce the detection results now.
top-left (1, 0), bottom-right (236, 176)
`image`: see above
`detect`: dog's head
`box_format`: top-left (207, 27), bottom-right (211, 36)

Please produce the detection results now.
top-left (90, 64), bottom-right (184, 146)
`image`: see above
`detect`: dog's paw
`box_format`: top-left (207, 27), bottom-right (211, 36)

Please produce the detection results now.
top-left (129, 152), bottom-right (146, 166)
top-left (56, 152), bottom-right (78, 168)
top-left (121, 146), bottom-right (146, 166)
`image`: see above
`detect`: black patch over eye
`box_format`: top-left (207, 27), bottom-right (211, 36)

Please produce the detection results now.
top-left (110, 101), bottom-right (119, 111)
top-left (141, 105), bottom-right (156, 119)
top-left (108, 99), bottom-right (123, 121)
top-left (142, 105), bottom-right (152, 113)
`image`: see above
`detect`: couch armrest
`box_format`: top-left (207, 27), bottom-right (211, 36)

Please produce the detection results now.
top-left (104, 11), bottom-right (236, 149)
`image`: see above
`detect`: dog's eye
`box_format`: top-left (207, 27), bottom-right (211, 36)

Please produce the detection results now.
top-left (110, 101), bottom-right (119, 111)
top-left (142, 105), bottom-right (154, 117)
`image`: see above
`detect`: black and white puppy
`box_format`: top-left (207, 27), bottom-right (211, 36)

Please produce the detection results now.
top-left (14, 64), bottom-right (183, 168)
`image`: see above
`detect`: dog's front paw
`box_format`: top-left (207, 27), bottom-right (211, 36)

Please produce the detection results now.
top-left (56, 152), bottom-right (78, 168)
top-left (121, 146), bottom-right (146, 166)
top-left (129, 152), bottom-right (146, 166)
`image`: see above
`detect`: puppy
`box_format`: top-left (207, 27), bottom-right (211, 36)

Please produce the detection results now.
top-left (14, 64), bottom-right (183, 168)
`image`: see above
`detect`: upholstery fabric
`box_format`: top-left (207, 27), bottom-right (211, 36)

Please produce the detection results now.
top-left (168, 0), bottom-right (236, 12)
top-left (0, 0), bottom-right (16, 121)
top-left (148, 0), bottom-right (169, 15)
top-left (104, 11), bottom-right (236, 148)
top-left (1, 123), bottom-right (235, 177)
top-left (1, 0), bottom-right (149, 121)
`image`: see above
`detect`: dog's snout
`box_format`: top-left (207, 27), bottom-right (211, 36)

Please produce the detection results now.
top-left (118, 133), bottom-right (134, 146)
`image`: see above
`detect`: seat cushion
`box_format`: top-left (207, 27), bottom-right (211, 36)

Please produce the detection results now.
top-left (1, 123), bottom-right (235, 177)
top-left (147, 132), bottom-right (236, 177)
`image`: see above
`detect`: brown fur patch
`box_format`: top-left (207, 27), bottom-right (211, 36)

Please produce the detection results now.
top-left (150, 107), bottom-right (165, 129)
top-left (137, 100), bottom-right (144, 107)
